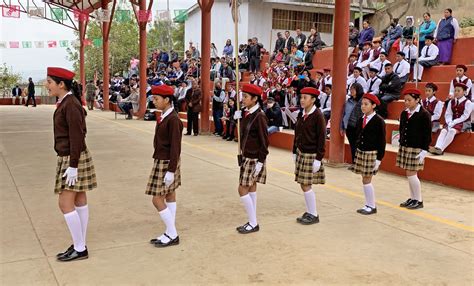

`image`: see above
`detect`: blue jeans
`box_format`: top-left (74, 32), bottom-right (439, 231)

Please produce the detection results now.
top-left (268, 126), bottom-right (279, 135)
top-left (213, 109), bottom-right (224, 135)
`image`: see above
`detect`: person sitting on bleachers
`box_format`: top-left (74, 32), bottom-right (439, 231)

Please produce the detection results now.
top-left (448, 65), bottom-right (472, 101)
top-left (271, 82), bottom-right (286, 108)
top-left (357, 41), bottom-right (374, 78)
top-left (367, 67), bottom-right (382, 95)
top-left (369, 51), bottom-right (391, 78)
top-left (370, 39), bottom-right (384, 62)
top-left (383, 18), bottom-right (403, 52)
top-left (378, 63), bottom-right (402, 118)
top-left (265, 97), bottom-right (284, 135)
top-left (401, 36), bottom-right (418, 67)
top-left (430, 83), bottom-right (472, 155)
top-left (322, 68), bottom-right (332, 90)
top-left (413, 36), bottom-right (439, 82)
top-left (314, 70), bottom-right (324, 91)
top-left (421, 82), bottom-right (444, 133)
top-left (347, 53), bottom-right (359, 77)
top-left (347, 67), bottom-right (368, 95)
top-left (320, 84), bottom-right (332, 122)
top-left (393, 51), bottom-right (411, 84)
top-left (255, 71), bottom-right (267, 87)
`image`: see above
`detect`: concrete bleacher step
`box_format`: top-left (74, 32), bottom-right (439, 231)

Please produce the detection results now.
top-left (422, 65), bottom-right (474, 82)
top-left (175, 112), bottom-right (473, 191)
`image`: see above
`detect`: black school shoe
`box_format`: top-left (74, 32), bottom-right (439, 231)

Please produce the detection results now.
top-left (236, 222), bottom-right (260, 234)
top-left (57, 248), bottom-right (88, 262)
top-left (406, 200), bottom-right (424, 210)
top-left (357, 206), bottom-right (377, 215)
top-left (56, 245), bottom-right (74, 258)
top-left (400, 198), bottom-right (413, 208)
top-left (297, 213), bottom-right (319, 225)
top-left (154, 234), bottom-right (180, 248)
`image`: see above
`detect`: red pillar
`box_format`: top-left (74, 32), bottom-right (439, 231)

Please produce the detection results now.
top-left (199, 0), bottom-right (213, 133)
top-left (79, 20), bottom-right (86, 104)
top-left (328, 0), bottom-right (350, 164)
top-left (137, 0), bottom-right (148, 118)
top-left (102, 0), bottom-right (110, 110)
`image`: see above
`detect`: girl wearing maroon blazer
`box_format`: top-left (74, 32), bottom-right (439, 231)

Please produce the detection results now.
top-left (47, 67), bottom-right (97, 262)
top-left (233, 83), bottom-right (269, 234)
top-left (146, 84), bottom-right (184, 248)
top-left (292, 87), bottom-right (326, 224)
top-left (396, 89), bottom-right (431, 210)
top-left (352, 93), bottom-right (386, 215)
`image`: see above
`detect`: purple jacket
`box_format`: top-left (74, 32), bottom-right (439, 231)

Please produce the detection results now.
top-left (358, 27), bottom-right (375, 45)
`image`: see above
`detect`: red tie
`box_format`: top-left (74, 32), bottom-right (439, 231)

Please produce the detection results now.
top-left (157, 116), bottom-right (162, 124)
top-left (303, 114), bottom-right (308, 121)
top-left (56, 102), bottom-right (60, 108)
top-left (362, 115), bottom-right (368, 128)
top-left (408, 112), bottom-right (412, 119)
top-left (244, 111), bottom-right (249, 118)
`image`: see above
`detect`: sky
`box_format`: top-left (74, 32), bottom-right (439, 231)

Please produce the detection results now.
top-left (0, 0), bottom-right (195, 82)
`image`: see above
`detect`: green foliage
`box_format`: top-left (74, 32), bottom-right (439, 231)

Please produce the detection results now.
top-left (0, 63), bottom-right (22, 94)
top-left (460, 17), bottom-right (474, 28)
top-left (148, 21), bottom-right (185, 55)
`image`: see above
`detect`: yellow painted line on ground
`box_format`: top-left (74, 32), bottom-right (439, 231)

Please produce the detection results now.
top-left (91, 114), bottom-right (474, 233)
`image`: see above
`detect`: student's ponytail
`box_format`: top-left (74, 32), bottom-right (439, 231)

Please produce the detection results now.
top-left (70, 80), bottom-right (82, 104)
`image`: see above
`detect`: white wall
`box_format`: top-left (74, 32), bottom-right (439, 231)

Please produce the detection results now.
top-left (184, 1), bottom-right (250, 57)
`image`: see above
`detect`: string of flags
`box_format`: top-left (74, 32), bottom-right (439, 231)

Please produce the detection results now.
top-left (0, 39), bottom-right (105, 49)
top-left (0, 5), bottom-right (186, 23)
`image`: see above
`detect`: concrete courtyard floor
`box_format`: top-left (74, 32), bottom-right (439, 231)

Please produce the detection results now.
top-left (0, 105), bottom-right (473, 286)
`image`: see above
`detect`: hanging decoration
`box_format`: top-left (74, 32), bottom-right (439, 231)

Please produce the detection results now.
top-left (28, 7), bottom-right (45, 18)
top-left (2, 5), bottom-right (20, 18)
top-left (138, 10), bottom-right (152, 23)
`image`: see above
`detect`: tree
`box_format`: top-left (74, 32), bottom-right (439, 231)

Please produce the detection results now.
top-left (0, 63), bottom-right (22, 96)
top-left (148, 21), bottom-right (185, 56)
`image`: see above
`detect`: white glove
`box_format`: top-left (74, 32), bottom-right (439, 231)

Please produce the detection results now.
top-left (292, 154), bottom-right (296, 163)
top-left (312, 160), bottom-right (321, 173)
top-left (252, 162), bottom-right (263, 177)
top-left (447, 121), bottom-right (455, 128)
top-left (163, 172), bottom-right (175, 187)
top-left (415, 150), bottom-right (428, 164)
top-left (234, 110), bottom-right (242, 120)
top-left (372, 160), bottom-right (381, 172)
top-left (62, 167), bottom-right (78, 187)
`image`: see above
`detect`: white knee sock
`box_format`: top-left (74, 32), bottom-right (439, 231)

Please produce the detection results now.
top-left (408, 175), bottom-right (422, 202)
top-left (303, 189), bottom-right (318, 216)
top-left (439, 129), bottom-right (457, 151)
top-left (363, 184), bottom-right (376, 208)
top-left (159, 208), bottom-right (178, 243)
top-left (166, 202), bottom-right (177, 223)
top-left (240, 194), bottom-right (257, 227)
top-left (64, 211), bottom-right (86, 252)
top-left (249, 192), bottom-right (257, 212)
top-left (75, 205), bottom-right (89, 244)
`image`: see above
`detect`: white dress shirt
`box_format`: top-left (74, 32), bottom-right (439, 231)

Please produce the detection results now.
top-left (423, 96), bottom-right (444, 122)
top-left (449, 76), bottom-right (473, 96)
top-left (370, 59), bottom-right (392, 77)
top-left (393, 60), bottom-right (411, 78)
top-left (445, 97), bottom-right (472, 126)
top-left (366, 76), bottom-right (381, 95)
top-left (319, 92), bottom-right (331, 113)
top-left (419, 44), bottom-right (439, 62)
top-left (402, 44), bottom-right (418, 61)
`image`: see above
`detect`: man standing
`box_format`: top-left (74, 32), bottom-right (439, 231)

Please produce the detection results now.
top-left (185, 78), bottom-right (202, 136)
top-left (295, 29), bottom-right (307, 51)
top-left (284, 31), bottom-right (295, 50)
top-left (85, 80), bottom-right (96, 110)
top-left (212, 81), bottom-right (226, 137)
top-left (272, 32), bottom-right (285, 60)
top-left (25, 77), bottom-right (36, 107)
top-left (249, 37), bottom-right (263, 73)
top-left (358, 20), bottom-right (375, 50)
top-left (348, 22), bottom-right (359, 53)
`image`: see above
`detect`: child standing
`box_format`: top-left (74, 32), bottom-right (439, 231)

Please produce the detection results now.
top-left (396, 89), bottom-right (431, 209)
top-left (352, 93), bottom-right (386, 215)
top-left (233, 84), bottom-right (269, 234)
top-left (222, 98), bottom-right (237, 141)
top-left (422, 83), bottom-right (444, 133)
top-left (146, 85), bottom-right (184, 248)
top-left (293, 87), bottom-right (326, 224)
top-left (430, 83), bottom-right (472, 155)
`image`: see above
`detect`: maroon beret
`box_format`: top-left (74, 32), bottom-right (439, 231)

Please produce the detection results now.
top-left (151, 84), bottom-right (174, 97)
top-left (241, 83), bottom-right (262, 97)
top-left (403, 88), bottom-right (422, 96)
top-left (363, 93), bottom-right (381, 106)
top-left (454, 82), bottom-right (468, 90)
top-left (47, 67), bottom-right (75, 80)
top-left (301, 87), bottom-right (320, 97)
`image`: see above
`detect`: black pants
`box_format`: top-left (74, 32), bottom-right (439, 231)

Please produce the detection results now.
top-left (25, 94), bottom-right (36, 106)
top-left (249, 57), bottom-right (260, 72)
top-left (346, 125), bottom-right (358, 163)
top-left (187, 109), bottom-right (199, 135)
top-left (224, 121), bottom-right (236, 139)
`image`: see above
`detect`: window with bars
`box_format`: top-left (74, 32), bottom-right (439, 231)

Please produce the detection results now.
top-left (272, 9), bottom-right (333, 33)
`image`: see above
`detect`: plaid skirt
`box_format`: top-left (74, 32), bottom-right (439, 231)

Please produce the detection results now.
top-left (145, 159), bottom-right (181, 196)
top-left (294, 149), bottom-right (325, 185)
top-left (396, 146), bottom-right (424, 171)
top-left (352, 149), bottom-right (379, 177)
top-left (239, 157), bottom-right (266, 187)
top-left (54, 149), bottom-right (97, 194)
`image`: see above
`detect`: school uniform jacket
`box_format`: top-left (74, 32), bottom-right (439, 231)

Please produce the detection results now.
top-left (53, 94), bottom-right (87, 168)
top-left (240, 108), bottom-right (269, 163)
top-left (449, 76), bottom-right (472, 96)
top-left (398, 105), bottom-right (432, 151)
top-left (355, 114), bottom-right (386, 160)
top-left (153, 110), bottom-right (184, 172)
top-left (292, 108), bottom-right (326, 161)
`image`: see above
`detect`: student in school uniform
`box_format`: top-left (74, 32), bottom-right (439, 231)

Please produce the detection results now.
top-left (413, 36), bottom-right (439, 82)
top-left (448, 65), bottom-right (472, 101)
top-left (371, 39), bottom-right (384, 62)
top-left (401, 36), bottom-right (418, 66)
top-left (422, 83), bottom-right (444, 133)
top-left (293, 87), bottom-right (326, 224)
top-left (367, 67), bottom-right (382, 96)
top-left (146, 84), bottom-right (184, 248)
top-left (47, 67), bottom-right (97, 262)
top-left (369, 52), bottom-right (391, 78)
top-left (347, 53), bottom-right (359, 77)
top-left (352, 93), bottom-right (386, 215)
top-left (320, 84), bottom-right (332, 122)
top-left (357, 41), bottom-right (374, 78)
top-left (430, 83), bottom-right (473, 155)
top-left (233, 84), bottom-right (269, 234)
top-left (322, 68), bottom-right (332, 91)
top-left (314, 70), bottom-right (325, 91)
top-left (347, 67), bottom-right (368, 95)
top-left (393, 51), bottom-right (411, 84)
top-left (396, 89), bottom-right (431, 210)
